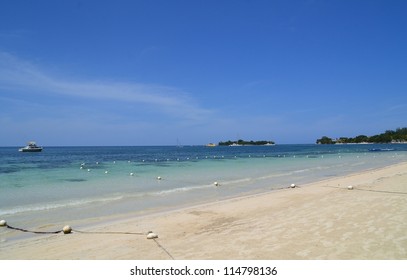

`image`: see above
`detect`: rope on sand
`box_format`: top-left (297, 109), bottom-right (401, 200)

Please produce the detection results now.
top-left (322, 185), bottom-right (407, 195)
top-left (352, 188), bottom-right (407, 195)
top-left (72, 229), bottom-right (145, 235)
top-left (1, 220), bottom-right (175, 260)
top-left (152, 238), bottom-right (175, 260)
top-left (4, 224), bottom-right (63, 234)
top-left (1, 221), bottom-right (146, 236)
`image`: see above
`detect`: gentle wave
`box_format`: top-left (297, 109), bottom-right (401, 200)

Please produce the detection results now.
top-left (0, 195), bottom-right (124, 216)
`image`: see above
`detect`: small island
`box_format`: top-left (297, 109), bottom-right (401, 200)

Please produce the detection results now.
top-left (218, 139), bottom-right (275, 146)
top-left (316, 127), bottom-right (407, 144)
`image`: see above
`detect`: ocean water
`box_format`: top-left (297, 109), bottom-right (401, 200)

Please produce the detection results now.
top-left (1, 144), bottom-right (407, 239)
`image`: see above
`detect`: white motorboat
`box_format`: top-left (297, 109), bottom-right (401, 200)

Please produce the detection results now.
top-left (19, 141), bottom-right (43, 152)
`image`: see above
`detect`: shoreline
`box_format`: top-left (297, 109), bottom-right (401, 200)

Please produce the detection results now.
top-left (1, 161), bottom-right (407, 259)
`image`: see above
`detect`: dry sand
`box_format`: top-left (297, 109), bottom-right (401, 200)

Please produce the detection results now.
top-left (1, 162), bottom-right (407, 260)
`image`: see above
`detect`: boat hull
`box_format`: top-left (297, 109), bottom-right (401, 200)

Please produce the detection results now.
top-left (19, 148), bottom-right (43, 152)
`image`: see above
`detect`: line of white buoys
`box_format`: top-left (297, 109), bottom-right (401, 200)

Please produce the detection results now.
top-left (0, 220), bottom-right (7, 227)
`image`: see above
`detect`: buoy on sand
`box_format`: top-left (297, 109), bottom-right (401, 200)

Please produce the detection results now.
top-left (157, 176), bottom-right (162, 180)
top-left (290, 183), bottom-right (297, 188)
top-left (0, 220), bottom-right (7, 227)
top-left (347, 185), bottom-right (354, 190)
top-left (62, 225), bottom-right (72, 234)
top-left (147, 232), bottom-right (158, 239)
top-left (214, 181), bottom-right (219, 186)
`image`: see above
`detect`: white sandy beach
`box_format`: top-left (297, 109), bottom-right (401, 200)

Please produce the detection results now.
top-left (1, 162), bottom-right (407, 260)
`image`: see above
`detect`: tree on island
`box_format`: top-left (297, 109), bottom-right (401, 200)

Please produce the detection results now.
top-left (316, 127), bottom-right (407, 144)
top-left (218, 139), bottom-right (275, 146)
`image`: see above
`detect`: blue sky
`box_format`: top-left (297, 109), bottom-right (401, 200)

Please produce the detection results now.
top-left (1, 0), bottom-right (406, 146)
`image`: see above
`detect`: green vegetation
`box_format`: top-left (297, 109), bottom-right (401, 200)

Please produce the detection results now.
top-left (218, 139), bottom-right (275, 146)
top-left (316, 127), bottom-right (407, 144)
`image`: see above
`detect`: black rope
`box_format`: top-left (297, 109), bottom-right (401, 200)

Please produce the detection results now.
top-left (6, 225), bottom-right (62, 234)
top-left (4, 223), bottom-right (175, 259)
top-left (3, 224), bottom-right (145, 235)
top-left (353, 188), bottom-right (407, 195)
top-left (72, 229), bottom-right (145, 235)
top-left (153, 238), bottom-right (175, 260)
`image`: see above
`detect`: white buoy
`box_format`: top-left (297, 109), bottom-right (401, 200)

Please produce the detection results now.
top-left (214, 181), bottom-right (219, 186)
top-left (147, 232), bottom-right (158, 239)
top-left (87, 169), bottom-right (91, 172)
top-left (0, 220), bottom-right (7, 227)
top-left (347, 185), bottom-right (354, 190)
top-left (290, 183), bottom-right (296, 188)
top-left (130, 172), bottom-right (134, 176)
top-left (105, 171), bottom-right (109, 174)
top-left (157, 176), bottom-right (162, 180)
top-left (62, 225), bottom-right (72, 234)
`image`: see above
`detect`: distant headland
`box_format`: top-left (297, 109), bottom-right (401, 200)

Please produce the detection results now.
top-left (316, 127), bottom-right (407, 144)
top-left (218, 139), bottom-right (275, 146)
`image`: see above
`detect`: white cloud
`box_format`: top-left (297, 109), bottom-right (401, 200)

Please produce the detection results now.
top-left (0, 51), bottom-right (212, 122)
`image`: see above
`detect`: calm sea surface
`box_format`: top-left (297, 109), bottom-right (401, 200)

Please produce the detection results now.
top-left (1, 144), bottom-right (407, 239)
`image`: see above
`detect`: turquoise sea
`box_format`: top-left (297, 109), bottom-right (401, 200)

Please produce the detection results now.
top-left (1, 144), bottom-right (407, 240)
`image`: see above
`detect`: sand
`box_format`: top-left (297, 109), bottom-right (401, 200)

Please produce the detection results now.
top-left (1, 162), bottom-right (407, 260)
